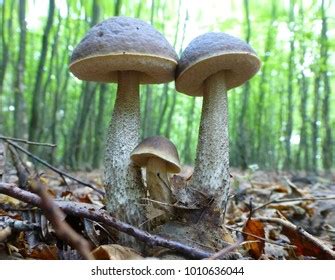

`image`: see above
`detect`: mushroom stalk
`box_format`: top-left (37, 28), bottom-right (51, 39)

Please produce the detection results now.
top-left (104, 71), bottom-right (146, 230)
top-left (146, 157), bottom-right (173, 204)
top-left (191, 70), bottom-right (230, 209)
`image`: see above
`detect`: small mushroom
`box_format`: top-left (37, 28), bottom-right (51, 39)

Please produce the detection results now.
top-left (175, 32), bottom-right (260, 213)
top-left (130, 136), bottom-right (181, 205)
top-left (69, 17), bottom-right (178, 233)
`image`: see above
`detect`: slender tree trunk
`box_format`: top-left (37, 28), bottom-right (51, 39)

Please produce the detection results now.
top-left (312, 75), bottom-right (321, 172)
top-left (142, 0), bottom-right (156, 138)
top-left (92, 84), bottom-right (107, 168)
top-left (13, 0), bottom-right (27, 139)
top-left (0, 1), bottom-right (14, 94)
top-left (295, 2), bottom-right (309, 171)
top-left (39, 14), bottom-right (62, 142)
top-left (320, 0), bottom-right (332, 171)
top-left (28, 0), bottom-right (55, 149)
top-left (66, 0), bottom-right (100, 169)
top-left (183, 97), bottom-right (196, 163)
top-left (284, 0), bottom-right (295, 169)
top-left (237, 0), bottom-right (251, 169)
top-left (164, 7), bottom-right (187, 138)
top-left (155, 0), bottom-right (182, 135)
top-left (255, 0), bottom-right (277, 165)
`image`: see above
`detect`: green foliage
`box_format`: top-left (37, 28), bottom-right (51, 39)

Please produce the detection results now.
top-left (0, 0), bottom-right (334, 171)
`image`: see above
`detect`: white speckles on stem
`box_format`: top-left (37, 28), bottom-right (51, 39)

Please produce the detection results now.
top-left (190, 70), bottom-right (230, 210)
top-left (104, 71), bottom-right (146, 243)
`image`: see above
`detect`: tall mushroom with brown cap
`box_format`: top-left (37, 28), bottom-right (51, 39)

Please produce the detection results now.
top-left (131, 136), bottom-right (181, 206)
top-left (176, 32), bottom-right (260, 218)
top-left (69, 17), bottom-right (178, 240)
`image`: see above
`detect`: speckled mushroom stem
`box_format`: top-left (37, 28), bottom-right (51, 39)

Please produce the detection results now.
top-left (104, 71), bottom-right (146, 243)
top-left (191, 70), bottom-right (230, 212)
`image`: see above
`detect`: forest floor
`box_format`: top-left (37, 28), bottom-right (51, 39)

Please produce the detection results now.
top-left (0, 147), bottom-right (335, 259)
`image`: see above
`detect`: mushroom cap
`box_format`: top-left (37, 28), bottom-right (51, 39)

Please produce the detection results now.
top-left (69, 16), bottom-right (178, 84)
top-left (176, 32), bottom-right (261, 96)
top-left (130, 136), bottom-right (181, 173)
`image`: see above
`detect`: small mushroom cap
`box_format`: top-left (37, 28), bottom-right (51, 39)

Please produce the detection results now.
top-left (70, 16), bottom-right (178, 84)
top-left (131, 136), bottom-right (181, 173)
top-left (176, 32), bottom-right (261, 96)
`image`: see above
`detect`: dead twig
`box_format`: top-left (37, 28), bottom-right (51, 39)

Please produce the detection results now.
top-left (8, 145), bottom-right (31, 188)
top-left (28, 178), bottom-right (94, 260)
top-left (207, 237), bottom-right (243, 260)
top-left (253, 196), bottom-right (335, 212)
top-left (0, 183), bottom-right (212, 259)
top-left (3, 139), bottom-right (105, 195)
top-left (258, 217), bottom-right (335, 259)
top-left (0, 135), bottom-right (56, 147)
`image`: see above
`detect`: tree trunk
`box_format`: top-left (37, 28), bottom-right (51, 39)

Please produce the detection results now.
top-left (142, 0), bottom-right (156, 138)
top-left (13, 0), bottom-right (27, 139)
top-left (183, 97), bottom-right (196, 163)
top-left (28, 0), bottom-right (55, 150)
top-left (92, 84), bottom-right (107, 168)
top-left (165, 6), bottom-right (187, 138)
top-left (295, 3), bottom-right (310, 171)
top-left (320, 0), bottom-right (332, 171)
top-left (284, 0), bottom-right (295, 169)
top-left (255, 0), bottom-right (277, 165)
top-left (237, 0), bottom-right (251, 169)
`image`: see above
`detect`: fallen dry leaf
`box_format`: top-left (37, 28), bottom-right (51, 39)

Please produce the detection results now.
top-left (242, 218), bottom-right (265, 259)
top-left (22, 244), bottom-right (58, 260)
top-left (92, 244), bottom-right (143, 260)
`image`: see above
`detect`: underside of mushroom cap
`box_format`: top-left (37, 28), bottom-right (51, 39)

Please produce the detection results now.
top-left (70, 16), bottom-right (178, 84)
top-left (176, 32), bottom-right (261, 96)
top-left (131, 136), bottom-right (181, 173)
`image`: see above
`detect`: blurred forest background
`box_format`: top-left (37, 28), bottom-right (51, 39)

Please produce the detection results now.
top-left (0, 0), bottom-right (334, 172)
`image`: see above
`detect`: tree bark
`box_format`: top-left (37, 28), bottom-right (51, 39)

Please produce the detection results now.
top-left (13, 0), bottom-right (27, 139)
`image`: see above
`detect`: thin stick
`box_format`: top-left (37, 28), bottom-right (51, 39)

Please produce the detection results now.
top-left (253, 196), bottom-right (335, 212)
top-left (3, 139), bottom-right (105, 195)
top-left (29, 178), bottom-right (94, 260)
top-left (225, 225), bottom-right (294, 248)
top-left (0, 135), bottom-right (56, 147)
top-left (207, 238), bottom-right (243, 260)
top-left (0, 183), bottom-right (212, 259)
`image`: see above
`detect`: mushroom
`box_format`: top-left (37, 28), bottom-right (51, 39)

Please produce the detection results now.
top-left (69, 17), bottom-right (178, 231)
top-left (175, 32), bottom-right (260, 213)
top-left (130, 136), bottom-right (181, 205)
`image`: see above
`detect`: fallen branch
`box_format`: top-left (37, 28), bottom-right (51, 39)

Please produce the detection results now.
top-left (0, 183), bottom-right (212, 259)
top-left (3, 139), bottom-right (105, 195)
top-left (28, 178), bottom-right (94, 260)
top-left (0, 135), bottom-right (56, 147)
top-left (258, 217), bottom-right (335, 259)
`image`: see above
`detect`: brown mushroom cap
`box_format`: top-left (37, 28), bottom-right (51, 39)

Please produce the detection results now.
top-left (176, 32), bottom-right (261, 96)
top-left (130, 136), bottom-right (181, 173)
top-left (70, 16), bottom-right (178, 84)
